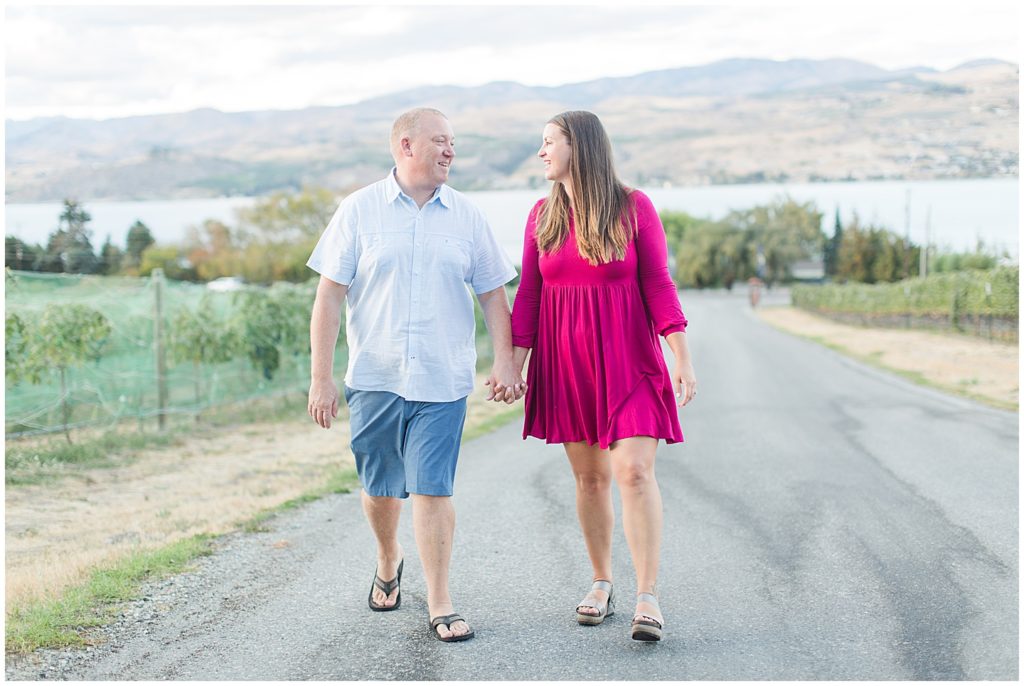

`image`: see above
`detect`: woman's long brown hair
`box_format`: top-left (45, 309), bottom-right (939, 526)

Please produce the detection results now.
top-left (535, 111), bottom-right (635, 265)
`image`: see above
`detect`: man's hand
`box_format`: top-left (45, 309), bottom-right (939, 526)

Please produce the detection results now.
top-left (485, 358), bottom-right (527, 404)
top-left (308, 378), bottom-right (340, 428)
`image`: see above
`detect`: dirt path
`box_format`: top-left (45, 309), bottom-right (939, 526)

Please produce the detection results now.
top-left (756, 306), bottom-right (1018, 410)
top-left (4, 377), bottom-right (521, 612)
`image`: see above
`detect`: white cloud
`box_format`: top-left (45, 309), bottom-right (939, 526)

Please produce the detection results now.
top-left (4, 3), bottom-right (1019, 121)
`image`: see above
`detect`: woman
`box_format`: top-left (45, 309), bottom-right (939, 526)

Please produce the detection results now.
top-left (510, 111), bottom-right (697, 642)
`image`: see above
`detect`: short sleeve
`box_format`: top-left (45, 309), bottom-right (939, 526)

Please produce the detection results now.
top-left (306, 199), bottom-right (359, 285)
top-left (468, 209), bottom-right (518, 294)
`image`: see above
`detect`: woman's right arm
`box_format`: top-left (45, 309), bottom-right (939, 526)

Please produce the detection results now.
top-left (510, 201), bottom-right (545, 374)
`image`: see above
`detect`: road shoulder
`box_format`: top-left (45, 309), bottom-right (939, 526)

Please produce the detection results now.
top-left (756, 305), bottom-right (1018, 411)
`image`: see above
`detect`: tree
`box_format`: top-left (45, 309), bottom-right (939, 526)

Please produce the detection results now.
top-left (834, 216), bottom-right (922, 284)
top-left (5, 236), bottom-right (42, 271)
top-left (824, 207), bottom-right (843, 277)
top-left (23, 304), bottom-right (112, 443)
top-left (870, 228), bottom-right (899, 283)
top-left (5, 312), bottom-right (35, 384)
top-left (43, 199), bottom-right (99, 274)
top-left (124, 220), bottom-right (156, 270)
top-left (232, 283), bottom-right (313, 381)
top-left (138, 245), bottom-right (197, 281)
top-left (168, 297), bottom-right (238, 420)
top-left (235, 187), bottom-right (338, 244)
top-left (719, 197), bottom-right (825, 286)
top-left (98, 235), bottom-right (124, 275)
top-left (185, 220), bottom-right (243, 281)
top-left (674, 223), bottom-right (734, 288)
top-left (836, 217), bottom-right (873, 283)
top-left (931, 240), bottom-right (1003, 273)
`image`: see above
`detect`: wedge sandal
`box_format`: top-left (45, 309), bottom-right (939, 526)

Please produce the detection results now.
top-left (576, 579), bottom-right (615, 625)
top-left (631, 591), bottom-right (663, 641)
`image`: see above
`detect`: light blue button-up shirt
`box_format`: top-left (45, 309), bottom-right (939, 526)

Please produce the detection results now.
top-left (307, 171), bottom-right (517, 402)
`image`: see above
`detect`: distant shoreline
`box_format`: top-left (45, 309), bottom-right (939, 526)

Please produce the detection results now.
top-left (5, 178), bottom-right (1019, 259)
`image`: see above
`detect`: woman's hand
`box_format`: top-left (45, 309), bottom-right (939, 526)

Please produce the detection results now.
top-left (673, 360), bottom-right (697, 407)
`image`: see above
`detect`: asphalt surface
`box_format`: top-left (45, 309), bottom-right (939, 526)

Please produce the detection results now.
top-left (9, 289), bottom-right (1018, 679)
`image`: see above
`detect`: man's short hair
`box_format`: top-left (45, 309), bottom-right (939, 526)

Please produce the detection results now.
top-left (390, 107), bottom-right (447, 161)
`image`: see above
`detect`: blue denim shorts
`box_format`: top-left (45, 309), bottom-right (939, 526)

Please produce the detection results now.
top-left (344, 386), bottom-right (468, 498)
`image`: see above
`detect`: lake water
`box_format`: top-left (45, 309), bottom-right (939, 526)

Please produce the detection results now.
top-left (5, 178), bottom-right (1019, 263)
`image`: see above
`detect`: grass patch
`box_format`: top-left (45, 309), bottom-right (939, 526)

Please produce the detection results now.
top-left (5, 431), bottom-right (182, 486)
top-left (5, 534), bottom-right (216, 654)
top-left (4, 393), bottom-right (322, 488)
top-left (198, 391), bottom-right (314, 428)
top-left (240, 466), bottom-right (360, 533)
top-left (462, 405), bottom-right (524, 443)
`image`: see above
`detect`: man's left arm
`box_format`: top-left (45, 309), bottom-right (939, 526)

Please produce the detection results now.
top-left (477, 286), bottom-right (526, 404)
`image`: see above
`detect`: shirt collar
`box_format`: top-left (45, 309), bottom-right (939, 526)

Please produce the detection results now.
top-left (384, 168), bottom-right (451, 209)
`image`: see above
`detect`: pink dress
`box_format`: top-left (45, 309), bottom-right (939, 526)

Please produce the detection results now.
top-left (511, 190), bottom-right (688, 449)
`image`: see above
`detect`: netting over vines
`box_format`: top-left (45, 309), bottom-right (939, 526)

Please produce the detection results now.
top-left (4, 270), bottom-right (343, 437)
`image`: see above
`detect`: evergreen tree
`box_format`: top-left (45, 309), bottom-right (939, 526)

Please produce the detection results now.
top-left (5, 236), bottom-right (42, 271)
top-left (825, 207), bottom-right (843, 277)
top-left (99, 235), bottom-right (124, 275)
top-left (43, 199), bottom-right (98, 273)
top-left (125, 220), bottom-right (156, 269)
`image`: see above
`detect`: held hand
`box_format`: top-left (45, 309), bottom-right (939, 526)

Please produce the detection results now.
top-left (673, 361), bottom-right (697, 407)
top-left (486, 359), bottom-right (528, 404)
top-left (308, 378), bottom-right (339, 428)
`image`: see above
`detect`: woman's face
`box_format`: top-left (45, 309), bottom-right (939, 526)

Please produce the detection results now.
top-left (538, 123), bottom-right (571, 184)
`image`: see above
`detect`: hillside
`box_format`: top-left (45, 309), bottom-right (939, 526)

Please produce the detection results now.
top-left (5, 58), bottom-right (1018, 202)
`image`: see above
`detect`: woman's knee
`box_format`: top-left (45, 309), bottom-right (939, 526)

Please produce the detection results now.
top-left (613, 460), bottom-right (655, 492)
top-left (573, 470), bottom-right (611, 496)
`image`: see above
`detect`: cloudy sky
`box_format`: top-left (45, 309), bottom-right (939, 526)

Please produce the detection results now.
top-left (5, 1), bottom-right (1020, 121)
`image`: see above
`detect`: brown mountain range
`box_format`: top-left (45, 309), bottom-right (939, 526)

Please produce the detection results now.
top-left (5, 58), bottom-right (1018, 202)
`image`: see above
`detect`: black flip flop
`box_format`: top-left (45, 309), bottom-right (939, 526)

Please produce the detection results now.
top-left (429, 613), bottom-right (475, 642)
top-left (368, 559), bottom-right (403, 612)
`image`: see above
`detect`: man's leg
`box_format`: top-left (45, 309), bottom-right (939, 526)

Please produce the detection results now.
top-left (363, 492), bottom-right (403, 608)
top-left (412, 494), bottom-right (470, 638)
top-left (404, 396), bottom-right (470, 639)
top-left (346, 386), bottom-right (409, 610)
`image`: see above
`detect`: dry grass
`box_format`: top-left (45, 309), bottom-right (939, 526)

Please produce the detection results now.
top-left (757, 306), bottom-right (1019, 410)
top-left (4, 376), bottom-right (523, 613)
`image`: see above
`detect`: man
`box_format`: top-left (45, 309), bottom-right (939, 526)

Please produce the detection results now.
top-left (306, 107), bottom-right (523, 642)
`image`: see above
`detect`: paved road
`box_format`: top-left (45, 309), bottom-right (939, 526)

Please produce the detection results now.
top-left (12, 290), bottom-right (1018, 679)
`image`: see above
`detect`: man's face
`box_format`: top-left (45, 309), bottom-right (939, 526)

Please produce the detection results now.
top-left (401, 114), bottom-right (455, 188)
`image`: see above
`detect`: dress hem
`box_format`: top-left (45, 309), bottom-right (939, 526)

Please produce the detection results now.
top-left (521, 430), bottom-right (683, 451)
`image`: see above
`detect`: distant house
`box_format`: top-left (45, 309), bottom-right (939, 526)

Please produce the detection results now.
top-left (790, 259), bottom-right (825, 282)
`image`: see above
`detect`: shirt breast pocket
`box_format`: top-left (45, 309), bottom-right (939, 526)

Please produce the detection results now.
top-left (360, 232), bottom-right (409, 273)
top-left (427, 234), bottom-right (472, 279)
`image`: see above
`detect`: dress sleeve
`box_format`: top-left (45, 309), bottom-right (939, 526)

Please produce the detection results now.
top-left (632, 191), bottom-right (688, 336)
top-left (510, 199), bottom-right (546, 348)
